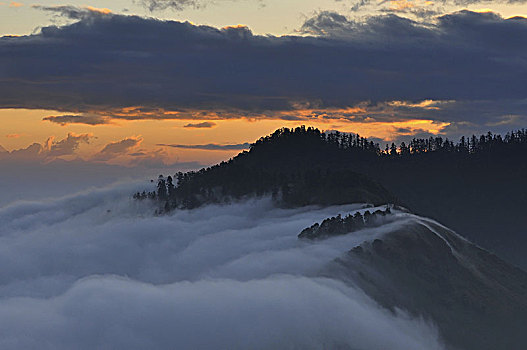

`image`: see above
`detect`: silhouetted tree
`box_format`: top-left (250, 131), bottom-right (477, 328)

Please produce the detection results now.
top-left (167, 176), bottom-right (175, 199)
top-left (157, 175), bottom-right (167, 201)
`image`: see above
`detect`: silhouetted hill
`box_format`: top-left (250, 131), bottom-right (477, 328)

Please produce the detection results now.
top-left (137, 126), bottom-right (527, 268)
top-left (138, 127), bottom-right (399, 209)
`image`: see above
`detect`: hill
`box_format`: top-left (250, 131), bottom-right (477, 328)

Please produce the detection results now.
top-left (136, 126), bottom-right (399, 209)
top-left (316, 212), bottom-right (527, 350)
top-left (137, 126), bottom-right (527, 268)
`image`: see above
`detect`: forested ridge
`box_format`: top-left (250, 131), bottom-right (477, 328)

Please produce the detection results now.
top-left (136, 126), bottom-right (526, 210)
top-left (298, 206), bottom-right (395, 240)
top-left (135, 126), bottom-right (527, 268)
top-left (135, 126), bottom-right (400, 210)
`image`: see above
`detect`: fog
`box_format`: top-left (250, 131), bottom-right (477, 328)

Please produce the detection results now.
top-left (0, 183), bottom-right (445, 349)
top-left (0, 159), bottom-right (203, 207)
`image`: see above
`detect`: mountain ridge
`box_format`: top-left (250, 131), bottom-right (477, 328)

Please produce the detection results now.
top-left (136, 126), bottom-right (527, 268)
top-left (319, 215), bottom-right (527, 350)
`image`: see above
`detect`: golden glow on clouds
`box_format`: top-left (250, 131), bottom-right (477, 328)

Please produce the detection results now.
top-left (389, 0), bottom-right (416, 11)
top-left (388, 99), bottom-right (454, 110)
top-left (472, 8), bottom-right (495, 13)
top-left (325, 119), bottom-right (449, 140)
top-left (222, 24), bottom-right (249, 30)
top-left (85, 6), bottom-right (112, 15)
top-left (0, 103), bottom-right (451, 166)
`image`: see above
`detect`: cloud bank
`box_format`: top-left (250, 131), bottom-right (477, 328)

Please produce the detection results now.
top-left (0, 134), bottom-right (146, 162)
top-left (0, 132), bottom-right (93, 160)
top-left (1, 9), bottom-right (527, 133)
top-left (0, 186), bottom-right (446, 349)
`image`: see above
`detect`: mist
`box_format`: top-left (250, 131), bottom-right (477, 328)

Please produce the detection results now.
top-left (0, 183), bottom-right (445, 350)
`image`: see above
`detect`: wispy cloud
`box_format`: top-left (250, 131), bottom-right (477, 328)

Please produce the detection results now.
top-left (139, 0), bottom-right (262, 11)
top-left (158, 142), bottom-right (251, 150)
top-left (93, 137), bottom-right (142, 161)
top-left (183, 121), bottom-right (217, 128)
top-left (43, 114), bottom-right (112, 126)
top-left (32, 4), bottom-right (112, 19)
top-left (5, 133), bottom-right (24, 138)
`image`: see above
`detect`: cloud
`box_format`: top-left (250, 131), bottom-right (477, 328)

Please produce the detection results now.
top-left (32, 5), bottom-right (112, 19)
top-left (6, 142), bottom-right (43, 159)
top-left (158, 142), bottom-right (251, 150)
top-left (0, 189), bottom-right (447, 349)
top-left (46, 132), bottom-right (93, 157)
top-left (429, 0), bottom-right (527, 6)
top-left (0, 133), bottom-right (206, 169)
top-left (183, 121), bottom-right (216, 128)
top-left (43, 114), bottom-right (111, 126)
top-left (9, 1), bottom-right (23, 8)
top-left (139, 0), bottom-right (262, 11)
top-left (140, 0), bottom-right (204, 11)
top-left (299, 11), bottom-right (351, 35)
top-left (348, 0), bottom-right (527, 18)
top-left (94, 136), bottom-right (142, 160)
top-left (0, 160), bottom-right (204, 207)
top-left (5, 133), bottom-right (23, 138)
top-left (2, 9), bottom-right (527, 134)
top-left (0, 133), bottom-right (93, 160)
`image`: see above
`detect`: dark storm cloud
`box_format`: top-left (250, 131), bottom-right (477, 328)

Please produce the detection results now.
top-left (1, 9), bottom-right (527, 128)
top-left (158, 142), bottom-right (251, 150)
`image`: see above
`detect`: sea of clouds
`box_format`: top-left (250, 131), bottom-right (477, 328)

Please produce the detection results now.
top-left (0, 182), bottom-right (446, 349)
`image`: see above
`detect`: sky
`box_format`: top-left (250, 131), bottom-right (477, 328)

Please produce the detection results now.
top-left (1, 0), bottom-right (527, 191)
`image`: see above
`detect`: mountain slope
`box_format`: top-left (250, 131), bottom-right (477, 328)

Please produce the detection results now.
top-left (319, 215), bottom-right (527, 350)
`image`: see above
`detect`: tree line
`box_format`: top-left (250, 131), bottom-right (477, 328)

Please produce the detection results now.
top-left (298, 206), bottom-right (394, 240)
top-left (133, 126), bottom-right (527, 214)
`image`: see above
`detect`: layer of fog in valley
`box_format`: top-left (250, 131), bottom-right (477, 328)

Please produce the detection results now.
top-left (0, 182), bottom-right (445, 350)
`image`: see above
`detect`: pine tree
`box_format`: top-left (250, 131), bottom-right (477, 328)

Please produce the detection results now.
top-left (157, 175), bottom-right (167, 201)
